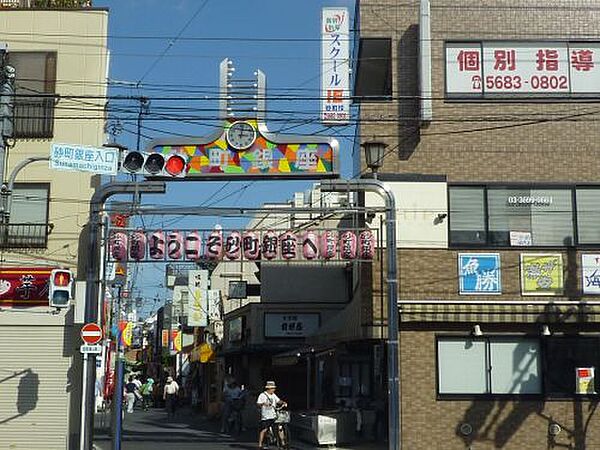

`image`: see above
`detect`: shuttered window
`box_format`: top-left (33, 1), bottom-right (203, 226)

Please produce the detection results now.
top-left (576, 189), bottom-right (600, 244)
top-left (449, 187), bottom-right (486, 245)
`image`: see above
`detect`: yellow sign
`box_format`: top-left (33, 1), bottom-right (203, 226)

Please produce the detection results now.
top-left (199, 343), bottom-right (214, 363)
top-left (122, 322), bottom-right (133, 347)
top-left (521, 253), bottom-right (563, 295)
top-left (115, 264), bottom-right (126, 276)
top-left (174, 330), bottom-right (182, 352)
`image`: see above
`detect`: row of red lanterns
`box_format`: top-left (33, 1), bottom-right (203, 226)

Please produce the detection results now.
top-left (109, 229), bottom-right (376, 262)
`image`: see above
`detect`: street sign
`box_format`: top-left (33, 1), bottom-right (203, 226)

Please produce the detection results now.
top-left (81, 323), bottom-right (103, 345)
top-left (80, 344), bottom-right (102, 354)
top-left (50, 143), bottom-right (119, 175)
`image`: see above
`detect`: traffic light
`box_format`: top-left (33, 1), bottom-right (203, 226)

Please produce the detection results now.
top-left (121, 150), bottom-right (189, 178)
top-left (49, 269), bottom-right (73, 308)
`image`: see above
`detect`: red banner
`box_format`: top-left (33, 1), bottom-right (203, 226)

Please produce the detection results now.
top-left (0, 267), bottom-right (53, 306)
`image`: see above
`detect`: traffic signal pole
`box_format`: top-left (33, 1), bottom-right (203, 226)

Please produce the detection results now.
top-left (81, 181), bottom-right (166, 450)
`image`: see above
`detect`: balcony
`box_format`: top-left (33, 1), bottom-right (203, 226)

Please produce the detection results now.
top-left (0, 223), bottom-right (50, 249)
top-left (14, 97), bottom-right (55, 139)
top-left (0, 0), bottom-right (91, 8)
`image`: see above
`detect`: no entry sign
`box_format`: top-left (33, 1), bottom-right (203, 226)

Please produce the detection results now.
top-left (81, 323), bottom-right (103, 345)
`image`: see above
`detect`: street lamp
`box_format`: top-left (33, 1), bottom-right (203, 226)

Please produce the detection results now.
top-left (361, 141), bottom-right (388, 178)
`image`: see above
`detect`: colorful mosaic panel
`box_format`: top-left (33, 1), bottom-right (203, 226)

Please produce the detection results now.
top-left (152, 120), bottom-right (336, 177)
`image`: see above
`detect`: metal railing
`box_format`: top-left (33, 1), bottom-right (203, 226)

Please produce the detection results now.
top-left (0, 223), bottom-right (49, 248)
top-left (0, 0), bottom-right (92, 8)
top-left (14, 97), bottom-right (54, 139)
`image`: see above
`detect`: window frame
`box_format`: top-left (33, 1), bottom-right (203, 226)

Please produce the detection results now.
top-left (11, 182), bottom-right (51, 226)
top-left (448, 183), bottom-right (600, 248)
top-left (436, 335), bottom-right (600, 400)
top-left (436, 335), bottom-right (544, 399)
top-left (353, 37), bottom-right (393, 102)
top-left (7, 51), bottom-right (57, 139)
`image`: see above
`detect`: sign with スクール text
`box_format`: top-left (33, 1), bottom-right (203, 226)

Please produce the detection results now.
top-left (521, 253), bottom-right (564, 295)
top-left (458, 253), bottom-right (501, 295)
top-left (446, 41), bottom-right (600, 98)
top-left (321, 8), bottom-right (350, 124)
top-left (264, 313), bottom-right (320, 338)
top-left (50, 144), bottom-right (119, 175)
top-left (582, 254), bottom-right (600, 294)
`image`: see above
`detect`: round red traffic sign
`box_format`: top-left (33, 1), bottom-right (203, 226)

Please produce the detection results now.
top-left (81, 323), bottom-right (103, 345)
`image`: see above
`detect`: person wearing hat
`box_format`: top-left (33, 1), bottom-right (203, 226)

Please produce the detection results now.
top-left (256, 381), bottom-right (287, 449)
top-left (163, 376), bottom-right (179, 420)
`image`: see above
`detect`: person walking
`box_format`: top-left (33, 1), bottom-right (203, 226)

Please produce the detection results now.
top-left (257, 381), bottom-right (287, 450)
top-left (163, 376), bottom-right (179, 420)
top-left (221, 380), bottom-right (243, 433)
top-left (141, 377), bottom-right (154, 411)
top-left (124, 377), bottom-right (138, 414)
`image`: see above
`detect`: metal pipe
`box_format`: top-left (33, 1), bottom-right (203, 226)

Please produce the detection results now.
top-left (110, 205), bottom-right (388, 216)
top-left (320, 179), bottom-right (399, 450)
top-left (82, 181), bottom-right (166, 450)
top-left (397, 300), bottom-right (600, 306)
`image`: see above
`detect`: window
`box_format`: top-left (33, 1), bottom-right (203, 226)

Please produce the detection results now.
top-left (449, 185), bottom-right (584, 247)
top-left (437, 337), bottom-right (542, 395)
top-left (7, 52), bottom-right (56, 138)
top-left (354, 38), bottom-right (392, 100)
top-left (544, 337), bottom-right (600, 395)
top-left (4, 183), bottom-right (50, 248)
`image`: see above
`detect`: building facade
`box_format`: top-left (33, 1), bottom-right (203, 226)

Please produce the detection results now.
top-left (358, 0), bottom-right (600, 448)
top-left (0, 4), bottom-right (108, 449)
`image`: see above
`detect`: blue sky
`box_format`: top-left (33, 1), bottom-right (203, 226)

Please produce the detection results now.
top-left (95, 0), bottom-right (357, 316)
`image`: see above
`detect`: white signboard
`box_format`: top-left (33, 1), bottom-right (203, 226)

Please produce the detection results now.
top-left (80, 344), bottom-right (102, 354)
top-left (321, 7), bottom-right (350, 124)
top-left (50, 143), bottom-right (119, 175)
top-left (207, 289), bottom-right (221, 321)
top-left (446, 41), bottom-right (600, 97)
top-left (582, 254), bottom-right (600, 294)
top-left (187, 270), bottom-right (209, 327)
top-left (264, 313), bottom-right (320, 338)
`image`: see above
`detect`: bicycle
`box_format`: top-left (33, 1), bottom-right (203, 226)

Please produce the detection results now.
top-left (226, 397), bottom-right (244, 436)
top-left (266, 405), bottom-right (290, 450)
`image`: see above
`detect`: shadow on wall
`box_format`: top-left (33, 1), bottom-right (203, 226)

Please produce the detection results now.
top-left (0, 368), bottom-right (39, 425)
top-left (397, 24), bottom-right (421, 161)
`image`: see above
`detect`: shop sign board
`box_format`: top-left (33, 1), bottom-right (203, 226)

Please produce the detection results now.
top-left (0, 267), bottom-right (52, 307)
top-left (188, 270), bottom-right (209, 327)
top-left (228, 317), bottom-right (243, 342)
top-left (321, 7), bottom-right (350, 123)
top-left (458, 253), bottom-right (501, 295)
top-left (446, 41), bottom-right (600, 98)
top-left (50, 143), bottom-right (119, 175)
top-left (520, 253), bottom-right (564, 295)
top-left (264, 313), bottom-right (321, 338)
top-left (582, 254), bottom-right (600, 294)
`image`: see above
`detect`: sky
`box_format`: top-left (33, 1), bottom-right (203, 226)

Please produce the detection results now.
top-left (94, 0), bottom-right (358, 316)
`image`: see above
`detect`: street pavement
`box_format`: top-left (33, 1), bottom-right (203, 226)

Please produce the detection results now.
top-left (93, 405), bottom-right (386, 450)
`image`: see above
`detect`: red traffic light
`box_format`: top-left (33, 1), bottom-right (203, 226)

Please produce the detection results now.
top-left (165, 154), bottom-right (187, 176)
top-left (53, 270), bottom-right (71, 287)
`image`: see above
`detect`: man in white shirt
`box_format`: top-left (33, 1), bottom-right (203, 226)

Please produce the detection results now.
top-left (163, 376), bottom-right (179, 420)
top-left (256, 381), bottom-right (287, 449)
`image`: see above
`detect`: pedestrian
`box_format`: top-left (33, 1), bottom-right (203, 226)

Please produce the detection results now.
top-left (132, 375), bottom-right (143, 408)
top-left (163, 376), bottom-right (179, 420)
top-left (220, 380), bottom-right (242, 433)
top-left (141, 377), bottom-right (155, 411)
top-left (124, 376), bottom-right (138, 414)
top-left (257, 381), bottom-right (287, 450)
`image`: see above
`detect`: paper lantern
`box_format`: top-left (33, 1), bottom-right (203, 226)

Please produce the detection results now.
top-left (243, 231), bottom-right (261, 260)
top-left (149, 230), bottom-right (166, 260)
top-left (302, 231), bottom-right (319, 259)
top-left (110, 231), bottom-right (128, 261)
top-left (340, 231), bottom-right (357, 259)
top-left (185, 231), bottom-right (202, 260)
top-left (359, 230), bottom-right (375, 260)
top-left (167, 231), bottom-right (184, 260)
top-left (205, 230), bottom-right (223, 260)
top-left (129, 230), bottom-right (146, 261)
top-left (320, 230), bottom-right (338, 259)
top-left (281, 231), bottom-right (298, 260)
top-left (262, 231), bottom-right (278, 260)
top-left (225, 231), bottom-right (242, 260)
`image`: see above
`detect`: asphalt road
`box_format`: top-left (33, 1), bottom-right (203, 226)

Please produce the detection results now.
top-left (93, 405), bottom-right (386, 450)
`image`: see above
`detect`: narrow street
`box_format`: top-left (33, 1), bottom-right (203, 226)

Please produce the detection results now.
top-left (94, 406), bottom-right (386, 450)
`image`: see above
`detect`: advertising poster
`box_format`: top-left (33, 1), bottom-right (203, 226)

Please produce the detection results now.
top-left (582, 254), bottom-right (600, 294)
top-left (458, 253), bottom-right (501, 294)
top-left (520, 253), bottom-right (564, 295)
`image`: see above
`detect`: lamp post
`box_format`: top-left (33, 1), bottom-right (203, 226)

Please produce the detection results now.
top-left (361, 141), bottom-right (388, 179)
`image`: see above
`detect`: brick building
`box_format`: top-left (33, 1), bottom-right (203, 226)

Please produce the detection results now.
top-left (357, 1), bottom-right (600, 448)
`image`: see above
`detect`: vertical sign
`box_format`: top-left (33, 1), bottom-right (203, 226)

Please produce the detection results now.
top-left (458, 253), bottom-right (501, 295)
top-left (321, 7), bottom-right (350, 124)
top-left (207, 290), bottom-right (221, 321)
top-left (582, 254), bottom-right (600, 294)
top-left (187, 270), bottom-right (208, 327)
top-left (520, 253), bottom-right (564, 296)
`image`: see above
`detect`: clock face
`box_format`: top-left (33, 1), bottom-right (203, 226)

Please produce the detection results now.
top-left (226, 121), bottom-right (256, 151)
